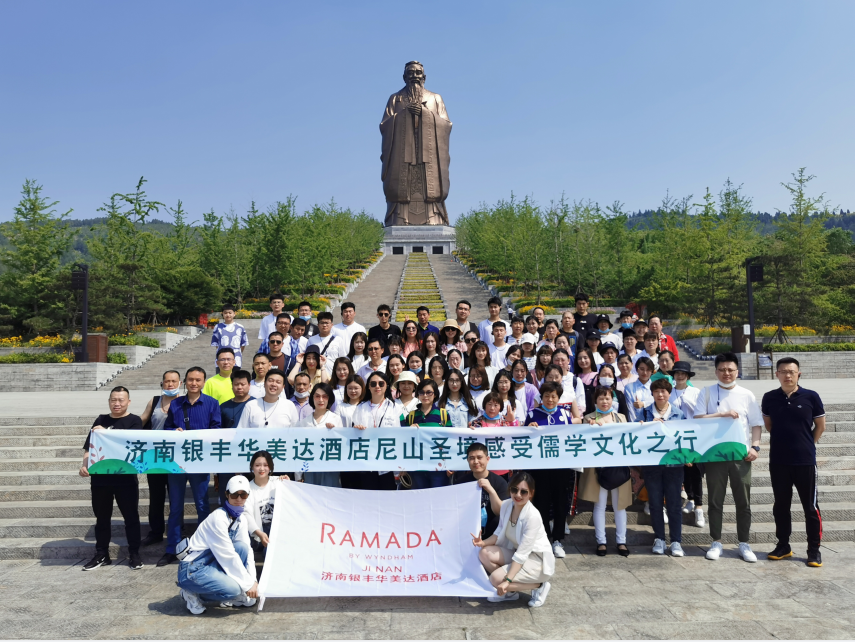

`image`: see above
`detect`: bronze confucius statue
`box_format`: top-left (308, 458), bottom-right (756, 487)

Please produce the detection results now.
top-left (380, 61), bottom-right (452, 226)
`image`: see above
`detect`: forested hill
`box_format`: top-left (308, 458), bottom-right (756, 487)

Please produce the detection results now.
top-left (627, 209), bottom-right (855, 235)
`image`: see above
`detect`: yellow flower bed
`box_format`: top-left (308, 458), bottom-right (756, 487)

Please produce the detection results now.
top-left (518, 305), bottom-right (557, 315)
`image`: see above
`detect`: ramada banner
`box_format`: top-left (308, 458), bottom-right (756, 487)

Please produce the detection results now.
top-left (87, 418), bottom-right (747, 475)
top-left (257, 481), bottom-right (495, 604)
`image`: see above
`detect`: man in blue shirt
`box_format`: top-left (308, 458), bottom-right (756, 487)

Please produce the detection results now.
top-left (157, 366), bottom-right (222, 567)
top-left (416, 306), bottom-right (440, 337)
top-left (217, 369), bottom-right (252, 506)
top-left (761, 357), bottom-right (826, 567)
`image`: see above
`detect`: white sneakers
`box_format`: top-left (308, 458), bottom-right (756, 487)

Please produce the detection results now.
top-left (739, 542), bottom-right (757, 563)
top-left (683, 500), bottom-right (695, 514)
top-left (528, 582), bottom-right (551, 608)
top-left (670, 542), bottom-right (684, 557)
top-left (180, 589), bottom-right (206, 615)
top-left (487, 591), bottom-right (519, 603)
top-left (695, 507), bottom-right (705, 527)
top-left (220, 592), bottom-right (258, 608)
top-left (652, 538), bottom-right (666, 555)
top-left (552, 541), bottom-right (566, 558)
top-left (705, 541), bottom-right (723, 560)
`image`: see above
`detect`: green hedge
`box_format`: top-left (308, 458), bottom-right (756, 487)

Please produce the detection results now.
top-left (108, 335), bottom-right (160, 348)
top-left (765, 343), bottom-right (855, 353)
top-left (0, 352), bottom-right (74, 363)
top-left (107, 352), bottom-right (129, 364)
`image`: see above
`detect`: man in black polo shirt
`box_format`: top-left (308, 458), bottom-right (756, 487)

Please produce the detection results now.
top-left (453, 442), bottom-right (510, 538)
top-left (367, 303), bottom-right (402, 347)
top-left (761, 357), bottom-right (826, 567)
top-left (572, 293), bottom-right (598, 342)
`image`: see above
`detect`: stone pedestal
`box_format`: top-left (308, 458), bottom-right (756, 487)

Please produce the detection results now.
top-left (383, 225), bottom-right (456, 256)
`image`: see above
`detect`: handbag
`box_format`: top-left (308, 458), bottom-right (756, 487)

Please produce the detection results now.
top-left (595, 466), bottom-right (631, 491)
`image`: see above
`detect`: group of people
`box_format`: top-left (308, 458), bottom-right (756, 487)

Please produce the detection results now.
top-left (78, 293), bottom-right (828, 613)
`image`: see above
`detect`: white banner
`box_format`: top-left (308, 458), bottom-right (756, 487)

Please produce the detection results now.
top-left (257, 481), bottom-right (495, 605)
top-left (87, 418), bottom-right (747, 474)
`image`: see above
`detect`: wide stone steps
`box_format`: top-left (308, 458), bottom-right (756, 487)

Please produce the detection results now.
top-left (0, 499), bottom-right (206, 519)
top-left (567, 521), bottom-right (855, 546)
top-left (0, 404), bottom-right (851, 559)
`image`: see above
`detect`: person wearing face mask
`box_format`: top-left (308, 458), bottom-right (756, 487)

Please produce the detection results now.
top-left (593, 364), bottom-right (629, 417)
top-left (406, 351), bottom-right (426, 381)
top-left (581, 386), bottom-right (632, 557)
top-left (79, 386), bottom-right (144, 571)
top-left (694, 352), bottom-right (763, 564)
top-left (594, 315), bottom-right (623, 349)
top-left (616, 310), bottom-right (634, 331)
top-left (175, 476), bottom-right (258, 615)
top-left (525, 382), bottom-right (580, 560)
top-left (138, 370), bottom-right (182, 547)
top-left (296, 301), bottom-right (320, 338)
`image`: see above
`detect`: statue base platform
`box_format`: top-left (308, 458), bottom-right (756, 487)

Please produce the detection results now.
top-left (383, 225), bottom-right (456, 256)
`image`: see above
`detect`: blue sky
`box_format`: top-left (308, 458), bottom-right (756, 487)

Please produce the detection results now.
top-left (1, 1), bottom-right (852, 224)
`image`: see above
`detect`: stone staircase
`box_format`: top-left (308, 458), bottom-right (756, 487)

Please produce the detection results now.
top-left (109, 329), bottom-right (216, 388)
top-left (0, 406), bottom-right (851, 559)
top-left (567, 403), bottom-right (855, 547)
top-left (332, 254), bottom-right (406, 325)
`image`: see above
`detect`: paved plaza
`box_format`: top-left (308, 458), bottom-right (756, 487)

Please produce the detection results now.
top-left (3, 541), bottom-right (855, 639)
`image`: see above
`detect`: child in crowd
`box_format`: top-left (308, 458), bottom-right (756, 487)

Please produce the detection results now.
top-left (210, 304), bottom-right (248, 368)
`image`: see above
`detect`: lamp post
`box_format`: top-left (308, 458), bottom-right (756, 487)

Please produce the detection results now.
top-left (745, 257), bottom-right (763, 352)
top-left (71, 264), bottom-right (89, 363)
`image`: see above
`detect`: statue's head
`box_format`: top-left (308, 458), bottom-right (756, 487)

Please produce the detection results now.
top-left (403, 61), bottom-right (425, 86)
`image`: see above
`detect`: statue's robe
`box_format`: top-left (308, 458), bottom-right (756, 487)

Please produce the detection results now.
top-left (380, 87), bottom-right (451, 226)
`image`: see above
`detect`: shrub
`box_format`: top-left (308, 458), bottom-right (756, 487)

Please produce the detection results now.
top-left (764, 343), bottom-right (855, 353)
top-left (107, 352), bottom-right (129, 364)
top-left (108, 334), bottom-right (161, 348)
top-left (755, 325), bottom-right (816, 337)
top-left (829, 325), bottom-right (855, 336)
top-left (703, 342), bottom-right (732, 356)
top-left (678, 328), bottom-right (729, 340)
top-left (0, 352), bottom-right (74, 364)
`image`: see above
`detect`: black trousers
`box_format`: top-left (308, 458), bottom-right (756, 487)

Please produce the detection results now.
top-left (770, 464), bottom-right (822, 551)
top-left (91, 483), bottom-right (141, 557)
top-left (146, 474), bottom-right (168, 538)
top-left (530, 469), bottom-right (575, 542)
top-left (683, 464), bottom-right (704, 505)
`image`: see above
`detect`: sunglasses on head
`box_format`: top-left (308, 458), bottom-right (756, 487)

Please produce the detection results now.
top-left (369, 381), bottom-right (386, 388)
top-left (230, 491), bottom-right (249, 500)
top-left (509, 486), bottom-right (530, 496)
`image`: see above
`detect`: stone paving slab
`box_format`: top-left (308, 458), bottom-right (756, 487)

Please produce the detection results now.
top-left (3, 543), bottom-right (855, 640)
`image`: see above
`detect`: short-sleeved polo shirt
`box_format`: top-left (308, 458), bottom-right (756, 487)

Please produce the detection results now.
top-left (761, 386), bottom-right (825, 466)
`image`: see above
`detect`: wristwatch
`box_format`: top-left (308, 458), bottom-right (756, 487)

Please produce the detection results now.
top-left (751, 446), bottom-right (761, 452)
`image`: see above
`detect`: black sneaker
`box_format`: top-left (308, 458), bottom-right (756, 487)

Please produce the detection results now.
top-left (807, 550), bottom-right (822, 567)
top-left (129, 554), bottom-right (144, 570)
top-left (156, 553), bottom-right (178, 567)
top-left (82, 554), bottom-right (111, 571)
top-left (140, 533), bottom-right (163, 547)
top-left (767, 543), bottom-right (793, 560)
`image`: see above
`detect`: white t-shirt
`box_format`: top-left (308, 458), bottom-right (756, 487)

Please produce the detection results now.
top-left (282, 335), bottom-right (308, 358)
top-left (351, 399), bottom-right (405, 428)
top-left (333, 321), bottom-right (367, 346)
top-left (356, 361), bottom-right (387, 382)
top-left (350, 354), bottom-right (368, 371)
top-left (332, 401), bottom-right (360, 427)
top-left (248, 478), bottom-right (282, 539)
top-left (258, 313), bottom-right (292, 341)
top-left (478, 319), bottom-right (511, 345)
top-left (298, 410), bottom-right (342, 427)
top-left (249, 380), bottom-right (266, 399)
top-left (307, 334), bottom-right (346, 373)
top-left (237, 397), bottom-right (299, 428)
top-left (490, 344), bottom-right (511, 368)
top-left (695, 384), bottom-right (763, 444)
top-left (670, 386), bottom-right (700, 419)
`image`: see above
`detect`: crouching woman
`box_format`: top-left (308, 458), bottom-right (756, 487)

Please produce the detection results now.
top-left (176, 476), bottom-right (258, 615)
top-left (472, 472), bottom-right (555, 608)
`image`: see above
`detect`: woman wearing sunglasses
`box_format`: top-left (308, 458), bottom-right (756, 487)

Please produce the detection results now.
top-left (351, 372), bottom-right (404, 490)
top-left (402, 379), bottom-right (452, 489)
top-left (176, 476), bottom-right (258, 615)
top-left (472, 471), bottom-right (554, 608)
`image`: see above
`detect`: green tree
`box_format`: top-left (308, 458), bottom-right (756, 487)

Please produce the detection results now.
top-left (0, 180), bottom-right (74, 334)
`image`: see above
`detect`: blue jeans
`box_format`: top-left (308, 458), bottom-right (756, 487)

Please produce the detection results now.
top-left (410, 471), bottom-right (449, 489)
top-left (303, 472), bottom-right (340, 487)
top-left (643, 466), bottom-right (683, 543)
top-left (177, 539), bottom-right (251, 601)
top-left (166, 473), bottom-right (211, 553)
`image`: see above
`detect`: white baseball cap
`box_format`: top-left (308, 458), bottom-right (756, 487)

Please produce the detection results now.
top-left (226, 475), bottom-right (251, 495)
top-left (520, 333), bottom-right (539, 345)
